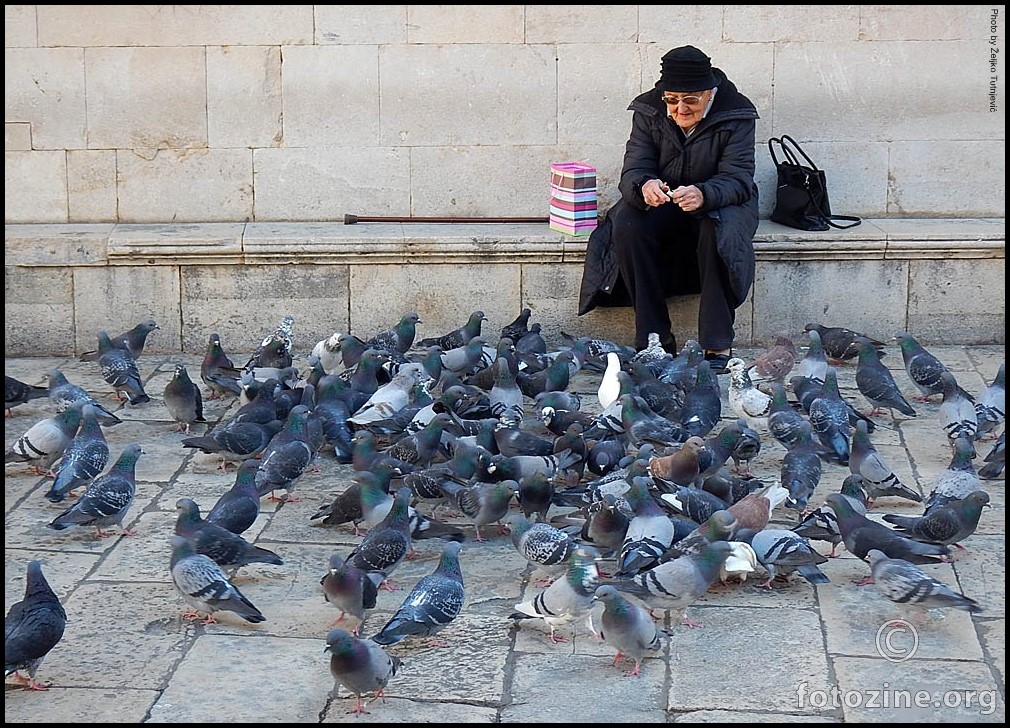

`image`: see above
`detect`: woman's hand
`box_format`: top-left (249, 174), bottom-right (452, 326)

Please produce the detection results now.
top-left (642, 179), bottom-right (672, 207)
top-left (670, 185), bottom-right (704, 212)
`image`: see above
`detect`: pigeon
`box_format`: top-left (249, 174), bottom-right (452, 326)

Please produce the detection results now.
top-left (974, 362), bottom-right (1005, 439)
top-left (978, 431), bottom-right (1005, 480)
top-left (766, 382), bottom-right (808, 450)
top-left (937, 371), bottom-right (978, 457)
top-left (607, 540), bottom-right (733, 628)
top-left (47, 442), bottom-right (144, 537)
top-left (175, 496), bottom-right (284, 570)
top-left (725, 357), bottom-right (772, 431)
top-left (205, 459), bottom-right (262, 535)
top-left (517, 470), bottom-right (556, 523)
top-left (619, 393), bottom-right (689, 448)
top-left (630, 332), bottom-right (672, 367)
top-left (417, 310), bottom-right (486, 351)
top-left (79, 318), bottom-right (159, 362)
top-left (796, 328), bottom-right (829, 384)
top-left (662, 509), bottom-right (739, 561)
top-left (780, 421), bottom-right (824, 514)
top-left (615, 475), bottom-right (680, 577)
top-left (438, 479), bottom-right (516, 542)
top-left (729, 419), bottom-right (762, 477)
top-left (517, 351), bottom-right (574, 399)
top-left (509, 546), bottom-right (601, 643)
top-left (4, 560), bottom-right (67, 691)
top-left (515, 323), bottom-right (548, 355)
top-left (181, 417), bottom-right (282, 470)
top-left (365, 312), bottom-right (421, 355)
top-left (168, 534), bottom-right (266, 625)
top-left (4, 401), bottom-right (83, 475)
top-left (321, 555), bottom-right (385, 635)
top-left (500, 307), bottom-right (532, 343)
top-left (849, 419), bottom-right (922, 506)
top-left (742, 528), bottom-right (830, 588)
top-left (882, 490), bottom-right (991, 550)
top-left (486, 449), bottom-right (582, 483)
top-left (345, 487), bottom-right (413, 583)
top-left (254, 405), bottom-right (316, 501)
top-left (577, 493), bottom-right (631, 557)
top-left (792, 474), bottom-right (870, 557)
top-left (325, 628), bottom-right (401, 716)
top-left (923, 437), bottom-right (985, 511)
top-left (647, 436), bottom-right (706, 487)
top-left (791, 373), bottom-right (879, 434)
top-left (678, 361), bottom-right (723, 438)
top-left (658, 483), bottom-right (730, 525)
top-left (746, 331), bottom-right (798, 384)
top-left (851, 335), bottom-right (917, 418)
top-left (591, 584), bottom-right (664, 676)
top-left (488, 356), bottom-right (525, 422)
top-left (310, 462), bottom-right (401, 536)
top-left (727, 482), bottom-right (788, 532)
top-left (807, 367), bottom-right (851, 466)
top-left (200, 332), bottom-right (243, 399)
top-left (45, 368), bottom-right (122, 427)
top-left (866, 549), bottom-right (983, 615)
top-left (506, 514), bottom-right (577, 578)
top-left (370, 540), bottom-right (465, 647)
top-left (95, 330), bottom-right (151, 405)
top-left (895, 331), bottom-right (952, 401)
top-left (598, 352), bottom-right (624, 409)
top-left (5, 374), bottom-right (49, 417)
top-left (823, 493), bottom-right (951, 565)
top-left (44, 403), bottom-right (110, 503)
top-left (244, 314), bottom-right (295, 372)
top-left (163, 363), bottom-right (206, 434)
top-left (349, 362), bottom-right (427, 427)
top-left (804, 323), bottom-right (885, 363)
top-left (308, 332), bottom-right (346, 376)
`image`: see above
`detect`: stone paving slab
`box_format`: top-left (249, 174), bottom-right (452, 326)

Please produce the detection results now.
top-left (4, 345), bottom-right (1005, 722)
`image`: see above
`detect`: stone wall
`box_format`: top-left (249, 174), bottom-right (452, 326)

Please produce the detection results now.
top-left (4, 5), bottom-right (1005, 224)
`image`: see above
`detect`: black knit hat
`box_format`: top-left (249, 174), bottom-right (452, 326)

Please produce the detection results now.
top-left (659, 45), bottom-right (718, 92)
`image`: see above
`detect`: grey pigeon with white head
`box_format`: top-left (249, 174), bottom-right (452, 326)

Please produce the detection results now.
top-left (45, 368), bottom-right (122, 427)
top-left (47, 442), bottom-right (144, 537)
top-left (163, 363), bottom-right (206, 434)
top-left (725, 357), bottom-right (772, 431)
top-left (370, 540), bottom-right (465, 647)
top-left (4, 560), bottom-right (67, 691)
top-left (325, 628), bottom-right (401, 716)
top-left (591, 584), bottom-right (664, 676)
top-left (5, 401), bottom-right (83, 475)
top-left (244, 314), bottom-right (295, 372)
top-left (866, 549), bottom-right (983, 614)
top-left (169, 534), bottom-right (266, 624)
top-left (44, 402), bottom-right (110, 503)
top-left (96, 330), bottom-right (151, 405)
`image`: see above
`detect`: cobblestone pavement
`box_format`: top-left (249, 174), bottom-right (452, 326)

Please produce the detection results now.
top-left (4, 344), bottom-right (1005, 723)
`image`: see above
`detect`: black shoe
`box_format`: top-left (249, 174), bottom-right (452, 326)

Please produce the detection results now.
top-left (705, 350), bottom-right (732, 375)
top-left (661, 335), bottom-right (678, 355)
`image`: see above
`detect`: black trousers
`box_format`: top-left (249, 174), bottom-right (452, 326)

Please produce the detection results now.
top-left (612, 202), bottom-right (736, 352)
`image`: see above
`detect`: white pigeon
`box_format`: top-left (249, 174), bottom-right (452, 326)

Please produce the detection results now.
top-left (725, 357), bottom-right (772, 431)
top-left (718, 541), bottom-right (758, 584)
top-left (598, 352), bottom-right (623, 409)
top-left (308, 332), bottom-right (345, 375)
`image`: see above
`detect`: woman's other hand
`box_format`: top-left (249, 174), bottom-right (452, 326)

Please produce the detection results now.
top-left (642, 179), bottom-right (672, 207)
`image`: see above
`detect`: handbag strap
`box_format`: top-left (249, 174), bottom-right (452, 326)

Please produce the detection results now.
top-left (768, 135), bottom-right (862, 230)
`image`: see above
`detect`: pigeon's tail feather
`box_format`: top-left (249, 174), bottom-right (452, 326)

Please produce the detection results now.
top-left (796, 564), bottom-right (831, 584)
top-left (129, 393), bottom-right (152, 405)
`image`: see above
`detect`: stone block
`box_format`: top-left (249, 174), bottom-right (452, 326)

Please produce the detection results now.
top-left (67, 150), bottom-right (118, 222)
top-left (207, 45), bottom-right (282, 149)
top-left (315, 5), bottom-right (407, 44)
top-left (5, 150), bottom-right (70, 222)
top-left (5, 47), bottom-right (86, 149)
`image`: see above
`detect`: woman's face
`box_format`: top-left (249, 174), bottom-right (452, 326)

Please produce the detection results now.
top-left (662, 90), bottom-right (711, 131)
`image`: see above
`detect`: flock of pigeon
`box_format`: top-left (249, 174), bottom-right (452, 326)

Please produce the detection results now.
top-left (3, 310), bottom-right (1005, 712)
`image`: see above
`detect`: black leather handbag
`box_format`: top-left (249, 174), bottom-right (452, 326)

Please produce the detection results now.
top-left (768, 135), bottom-right (861, 231)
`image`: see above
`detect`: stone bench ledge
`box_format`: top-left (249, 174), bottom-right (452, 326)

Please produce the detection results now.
top-left (4, 218), bottom-right (1004, 267)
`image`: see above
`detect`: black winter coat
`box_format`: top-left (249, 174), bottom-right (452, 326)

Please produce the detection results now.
top-left (578, 69), bottom-right (760, 316)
